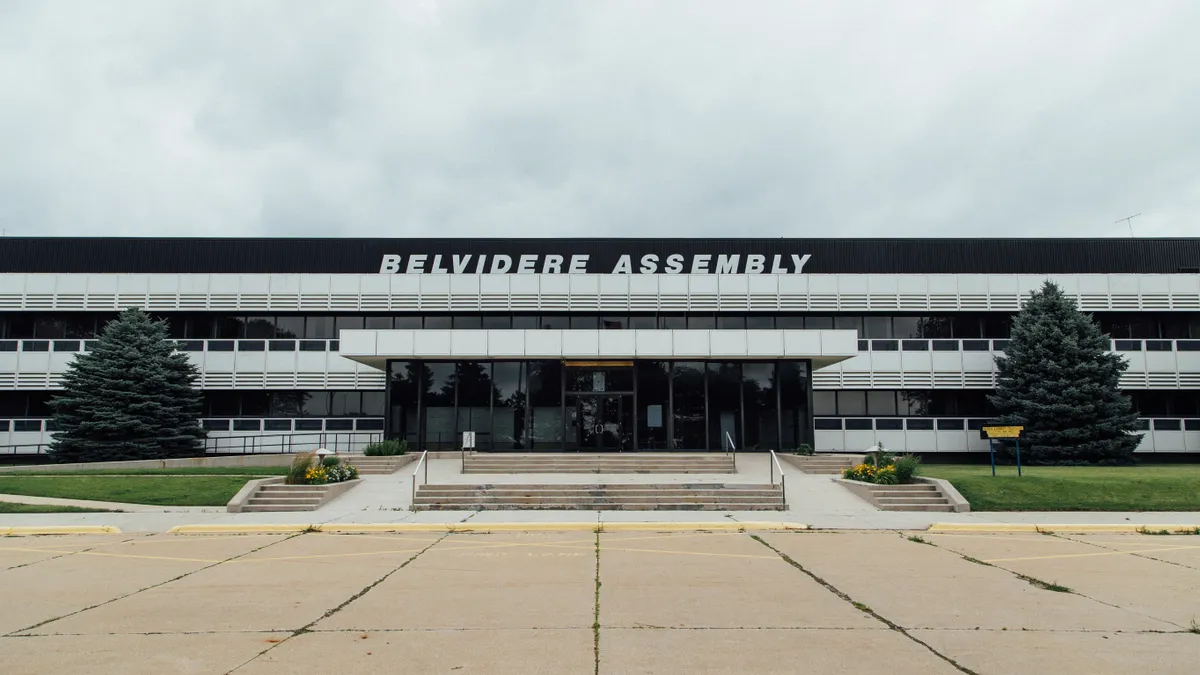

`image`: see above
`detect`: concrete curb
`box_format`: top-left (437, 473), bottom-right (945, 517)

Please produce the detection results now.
top-left (1, 525), bottom-right (122, 535)
top-left (916, 477), bottom-right (971, 512)
top-left (226, 477), bottom-right (284, 513)
top-left (928, 523), bottom-right (1200, 534)
top-left (168, 521), bottom-right (810, 534)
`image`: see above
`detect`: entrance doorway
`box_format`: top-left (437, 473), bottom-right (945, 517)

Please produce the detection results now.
top-left (568, 394), bottom-right (632, 451)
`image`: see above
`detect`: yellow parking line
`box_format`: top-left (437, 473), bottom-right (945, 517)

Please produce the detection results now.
top-left (985, 544), bottom-right (1200, 563)
top-left (930, 523), bottom-right (1200, 534)
top-left (1, 526), bottom-right (122, 535)
top-left (169, 522), bottom-right (807, 535)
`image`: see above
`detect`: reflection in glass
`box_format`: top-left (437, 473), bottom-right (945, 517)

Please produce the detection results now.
top-left (527, 360), bottom-right (563, 448)
top-left (455, 362), bottom-right (492, 449)
top-left (743, 363), bottom-right (779, 449)
top-left (387, 362), bottom-right (420, 444)
top-left (423, 362), bottom-right (456, 449)
top-left (672, 362), bottom-right (706, 449)
top-left (637, 362), bottom-right (669, 450)
top-left (707, 363), bottom-right (741, 450)
top-left (492, 362), bottom-right (526, 449)
top-left (778, 361), bottom-right (809, 449)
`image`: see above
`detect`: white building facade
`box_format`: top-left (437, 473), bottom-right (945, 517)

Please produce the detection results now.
top-left (1, 237), bottom-right (1198, 456)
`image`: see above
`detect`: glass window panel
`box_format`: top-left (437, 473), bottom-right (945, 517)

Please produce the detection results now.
top-left (492, 362), bottom-right (526, 450)
top-left (899, 391), bottom-right (930, 416)
top-left (482, 315), bottom-right (511, 329)
top-left (511, 315), bottom-right (539, 329)
top-left (455, 362), bottom-right (492, 447)
top-left (775, 316), bottom-right (803, 329)
top-left (394, 316), bottom-right (422, 329)
top-left (215, 317), bottom-right (243, 339)
top-left (330, 391), bottom-right (360, 416)
top-left (527, 360), bottom-right (563, 448)
top-left (812, 391), bottom-right (837, 416)
top-left (33, 317), bottom-right (66, 339)
top-left (424, 316), bottom-right (452, 329)
top-left (862, 316), bottom-right (892, 338)
top-left (566, 366), bottom-right (633, 393)
top-left (804, 316), bottom-right (833, 330)
top-left (837, 390), bottom-right (867, 416)
top-left (919, 316), bottom-right (953, 339)
top-left (300, 391), bottom-right (330, 417)
top-left (672, 362), bottom-right (706, 449)
top-left (8, 314), bottom-right (34, 338)
top-left (362, 392), bottom-right (385, 417)
top-left (600, 316), bottom-right (627, 330)
top-left (742, 363), bottom-right (779, 450)
top-left (778, 361), bottom-right (809, 449)
top-left (185, 316), bottom-right (215, 339)
top-left (834, 316), bottom-right (862, 335)
top-left (422, 363), bottom-right (456, 449)
top-left (707, 363), bottom-right (742, 450)
top-left (866, 391), bottom-right (897, 416)
top-left (716, 315), bottom-right (746, 330)
top-left (637, 361), bottom-right (670, 450)
top-left (387, 362), bottom-right (420, 444)
top-left (892, 316), bottom-right (921, 339)
top-left (337, 316), bottom-right (365, 332)
top-left (981, 315), bottom-right (1011, 338)
top-left (275, 316), bottom-right (305, 338)
top-left (244, 317), bottom-right (275, 339)
top-left (747, 315), bottom-right (775, 330)
top-left (269, 392), bottom-right (304, 417)
top-left (570, 315), bottom-right (598, 329)
top-left (453, 315), bottom-right (482, 329)
top-left (687, 316), bottom-right (715, 329)
top-left (952, 316), bottom-right (982, 339)
top-left (241, 392), bottom-right (270, 417)
top-left (364, 316), bottom-right (393, 330)
top-left (658, 315), bottom-right (686, 329)
top-left (305, 316), bottom-right (335, 338)
top-left (628, 315), bottom-right (657, 329)
top-left (540, 315), bottom-right (569, 329)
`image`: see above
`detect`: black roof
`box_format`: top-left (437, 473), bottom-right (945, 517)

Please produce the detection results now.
top-left (1, 237), bottom-right (1198, 275)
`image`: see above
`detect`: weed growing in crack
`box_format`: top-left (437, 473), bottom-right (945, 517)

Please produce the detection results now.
top-left (1138, 526), bottom-right (1200, 536)
top-left (907, 535), bottom-right (932, 545)
top-left (593, 528), bottom-right (601, 675)
top-left (1018, 574), bottom-right (1071, 593)
top-left (852, 602), bottom-right (872, 612)
top-left (962, 556), bottom-right (992, 567)
top-left (1189, 618), bottom-right (1200, 635)
top-left (1036, 528), bottom-right (1055, 535)
top-left (301, 525), bottom-right (321, 534)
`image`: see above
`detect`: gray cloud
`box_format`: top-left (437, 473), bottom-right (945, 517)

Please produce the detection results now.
top-left (1, 0), bottom-right (1198, 239)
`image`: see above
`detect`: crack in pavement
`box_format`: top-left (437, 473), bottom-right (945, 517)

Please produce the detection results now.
top-left (6, 533), bottom-right (300, 637)
top-left (224, 529), bottom-right (455, 674)
top-left (1059, 533), bottom-right (1200, 572)
top-left (0, 535), bottom-right (142, 571)
top-left (750, 533), bottom-right (983, 675)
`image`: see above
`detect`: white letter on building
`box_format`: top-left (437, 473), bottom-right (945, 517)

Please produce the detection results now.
top-left (430, 254), bottom-right (448, 273)
top-left (715, 254), bottom-right (739, 274)
top-left (745, 254), bottom-right (765, 273)
top-left (491, 255), bottom-right (513, 273)
top-left (770, 255), bottom-right (785, 274)
top-left (543, 254), bottom-right (564, 273)
top-left (612, 255), bottom-right (632, 274)
top-left (475, 255), bottom-right (488, 273)
top-left (691, 254), bottom-right (711, 273)
top-left (790, 254), bottom-right (812, 273)
top-left (639, 254), bottom-right (659, 273)
top-left (452, 254), bottom-right (473, 273)
top-left (380, 254), bottom-right (401, 274)
top-left (568, 255), bottom-right (589, 273)
top-left (406, 254), bottom-right (427, 273)
top-left (517, 254), bottom-right (538, 273)
top-left (664, 254), bottom-right (684, 273)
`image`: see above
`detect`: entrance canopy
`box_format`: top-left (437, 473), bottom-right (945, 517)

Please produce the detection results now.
top-left (338, 328), bottom-right (859, 370)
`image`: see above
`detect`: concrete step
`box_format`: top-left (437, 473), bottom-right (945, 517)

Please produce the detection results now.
top-left (259, 485), bottom-right (325, 493)
top-left (420, 483), bottom-right (774, 491)
top-left (414, 494), bottom-right (782, 504)
top-left (416, 489), bottom-right (782, 499)
top-left (879, 504), bottom-right (955, 512)
top-left (247, 497), bottom-right (324, 506)
top-left (241, 504), bottom-right (321, 512)
top-left (872, 489), bottom-right (938, 498)
top-left (413, 502), bottom-right (786, 511)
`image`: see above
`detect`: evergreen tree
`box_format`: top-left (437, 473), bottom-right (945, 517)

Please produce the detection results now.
top-left (988, 280), bottom-right (1142, 463)
top-left (49, 309), bottom-right (206, 462)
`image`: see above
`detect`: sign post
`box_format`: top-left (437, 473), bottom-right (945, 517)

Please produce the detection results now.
top-left (980, 425), bottom-right (1026, 477)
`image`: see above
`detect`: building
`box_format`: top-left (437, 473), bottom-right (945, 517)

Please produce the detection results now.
top-left (1, 237), bottom-right (1198, 457)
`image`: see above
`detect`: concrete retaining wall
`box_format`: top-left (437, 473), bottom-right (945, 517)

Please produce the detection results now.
top-left (0, 454), bottom-right (300, 474)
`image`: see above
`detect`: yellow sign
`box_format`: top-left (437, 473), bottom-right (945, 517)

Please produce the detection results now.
top-left (982, 425), bottom-right (1024, 439)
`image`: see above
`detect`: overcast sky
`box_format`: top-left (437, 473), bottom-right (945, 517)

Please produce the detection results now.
top-left (1, 1), bottom-right (1197, 239)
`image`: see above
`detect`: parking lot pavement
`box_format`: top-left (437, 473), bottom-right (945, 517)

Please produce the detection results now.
top-left (2, 529), bottom-right (1199, 674)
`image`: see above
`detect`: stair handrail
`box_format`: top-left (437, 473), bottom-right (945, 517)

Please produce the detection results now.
top-left (768, 448), bottom-right (786, 507)
top-left (410, 448), bottom-right (430, 504)
top-left (724, 431), bottom-right (737, 470)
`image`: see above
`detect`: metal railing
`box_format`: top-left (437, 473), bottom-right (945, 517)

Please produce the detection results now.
top-left (203, 431), bottom-right (382, 455)
top-left (768, 448), bottom-right (787, 507)
top-left (724, 431), bottom-right (737, 470)
top-left (411, 448), bottom-right (430, 503)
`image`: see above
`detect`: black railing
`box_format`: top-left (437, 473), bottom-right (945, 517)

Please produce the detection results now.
top-left (0, 430), bottom-right (383, 458)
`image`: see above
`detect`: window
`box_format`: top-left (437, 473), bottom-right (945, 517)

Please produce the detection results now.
top-left (600, 316), bottom-right (628, 330)
top-left (837, 391), bottom-right (866, 416)
top-left (804, 316), bottom-right (833, 330)
top-left (628, 315), bottom-right (657, 329)
top-left (244, 317), bottom-right (275, 339)
top-left (936, 418), bottom-right (965, 430)
top-left (637, 361), bottom-right (670, 450)
top-left (862, 316), bottom-right (891, 338)
top-left (306, 316), bottom-right (335, 338)
top-left (875, 418), bottom-right (904, 430)
top-left (812, 391), bottom-right (837, 416)
top-left (717, 315), bottom-right (746, 330)
top-left (658, 315), bottom-right (686, 329)
top-left (866, 391), bottom-right (897, 416)
top-left (834, 316), bottom-right (862, 335)
top-left (687, 316), bottom-right (715, 330)
top-left (892, 316), bottom-right (921, 339)
top-left (707, 363), bottom-right (742, 450)
top-left (672, 362), bottom-right (706, 449)
top-left (453, 315), bottom-right (482, 329)
top-left (492, 362), bottom-right (526, 450)
top-left (746, 315), bottom-right (774, 330)
top-left (482, 315), bottom-right (511, 329)
top-left (424, 315), bottom-right (452, 329)
top-left (871, 339), bottom-right (899, 351)
top-left (932, 340), bottom-right (959, 351)
top-left (539, 315), bottom-right (569, 330)
top-left (364, 316), bottom-right (393, 330)
top-left (276, 316), bottom-right (305, 338)
top-left (742, 362), bottom-right (778, 450)
top-left (511, 315), bottom-right (539, 329)
top-left (814, 418), bottom-right (842, 430)
top-left (901, 340), bottom-right (929, 351)
top-left (774, 316), bottom-right (803, 329)
top-left (394, 316), bottom-right (423, 329)
top-left (906, 418), bottom-right (934, 431)
top-left (570, 315), bottom-right (598, 329)
top-left (844, 418), bottom-right (873, 430)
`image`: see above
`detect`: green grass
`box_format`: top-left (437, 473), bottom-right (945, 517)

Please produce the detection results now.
top-left (0, 501), bottom-right (114, 513)
top-left (921, 464), bottom-right (1200, 511)
top-left (0, 466), bottom-right (288, 476)
top-left (0, 476), bottom-right (255, 506)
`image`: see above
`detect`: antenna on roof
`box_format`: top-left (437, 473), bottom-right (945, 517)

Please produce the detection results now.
top-left (1114, 213), bottom-right (1141, 237)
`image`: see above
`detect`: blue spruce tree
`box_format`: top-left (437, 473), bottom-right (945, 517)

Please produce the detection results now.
top-left (988, 280), bottom-right (1142, 463)
top-left (49, 309), bottom-right (206, 462)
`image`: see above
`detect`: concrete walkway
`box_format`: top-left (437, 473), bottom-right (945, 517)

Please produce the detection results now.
top-left (0, 493), bottom-right (222, 514)
top-left (3, 456), bottom-right (1200, 533)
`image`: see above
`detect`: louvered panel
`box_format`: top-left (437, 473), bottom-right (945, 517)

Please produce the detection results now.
top-left (1171, 293), bottom-right (1200, 309)
top-left (658, 295), bottom-right (688, 310)
top-left (1077, 294), bottom-right (1109, 311)
top-left (838, 294), bottom-right (869, 310)
top-left (116, 294), bottom-right (148, 309)
top-left (390, 294), bottom-right (419, 310)
top-left (629, 295), bottom-right (658, 311)
top-left (240, 294), bottom-right (270, 311)
top-left (749, 296), bottom-right (779, 310)
top-left (203, 373), bottom-right (234, 388)
top-left (207, 293), bottom-right (239, 310)
top-left (1178, 373), bottom-right (1200, 388)
top-left (569, 294), bottom-right (601, 310)
top-left (840, 372), bottom-right (872, 388)
top-left (928, 294), bottom-right (958, 310)
top-left (897, 294), bottom-right (929, 310)
top-left (23, 294), bottom-right (54, 309)
top-left (480, 295), bottom-right (510, 310)
top-left (267, 294), bottom-right (300, 310)
top-left (450, 295), bottom-right (480, 310)
top-left (360, 294), bottom-right (389, 310)
top-left (178, 293), bottom-right (209, 309)
top-left (900, 373), bottom-right (933, 388)
top-left (509, 294), bottom-right (539, 309)
top-left (963, 373), bottom-right (995, 388)
top-left (539, 294), bottom-right (569, 310)
top-left (867, 294), bottom-right (899, 310)
top-left (264, 373), bottom-right (297, 388)
top-left (870, 373), bottom-right (902, 388)
top-left (56, 294), bottom-right (86, 309)
top-left (806, 294), bottom-right (837, 310)
top-left (419, 294), bottom-right (449, 310)
top-left (1140, 293), bottom-right (1170, 310)
top-left (688, 294), bottom-right (718, 311)
top-left (299, 294), bottom-right (331, 310)
top-left (989, 294), bottom-right (1020, 310)
top-left (145, 293), bottom-right (179, 310)
top-left (1109, 294), bottom-right (1139, 310)
top-left (0, 294), bottom-right (22, 309)
top-left (84, 293), bottom-right (117, 309)
top-left (330, 293), bottom-right (359, 310)
top-left (326, 373), bottom-right (357, 388)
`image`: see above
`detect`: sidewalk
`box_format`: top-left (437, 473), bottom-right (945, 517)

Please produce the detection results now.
top-left (3, 456), bottom-right (1199, 533)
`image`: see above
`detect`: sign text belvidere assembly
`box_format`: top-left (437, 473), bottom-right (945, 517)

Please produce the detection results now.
top-left (379, 253), bottom-right (813, 275)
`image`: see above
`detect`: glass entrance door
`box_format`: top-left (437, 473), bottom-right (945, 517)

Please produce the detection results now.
top-left (568, 394), bottom-right (632, 451)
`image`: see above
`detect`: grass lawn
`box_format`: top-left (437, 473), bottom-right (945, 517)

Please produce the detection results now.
top-left (0, 476), bottom-right (256, 506)
top-left (0, 466), bottom-right (288, 476)
top-left (0, 501), bottom-right (113, 513)
top-left (920, 464), bottom-right (1200, 511)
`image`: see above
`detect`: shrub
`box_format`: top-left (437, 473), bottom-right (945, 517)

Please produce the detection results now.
top-left (286, 452), bottom-right (315, 485)
top-left (842, 463), bottom-right (877, 482)
top-left (893, 454), bottom-right (921, 483)
top-left (363, 439), bottom-right (407, 456)
top-left (873, 465), bottom-right (900, 485)
top-left (321, 455), bottom-right (340, 468)
top-left (794, 444), bottom-right (814, 456)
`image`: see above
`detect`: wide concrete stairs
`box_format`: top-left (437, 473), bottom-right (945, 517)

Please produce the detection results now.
top-left (341, 455), bottom-right (408, 475)
top-left (240, 483), bottom-right (330, 513)
top-left (412, 483), bottom-right (785, 511)
top-left (462, 453), bottom-right (736, 474)
top-left (787, 454), bottom-right (863, 475)
top-left (860, 482), bottom-right (958, 512)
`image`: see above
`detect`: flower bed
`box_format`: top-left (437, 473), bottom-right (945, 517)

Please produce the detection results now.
top-left (842, 451), bottom-right (921, 485)
top-left (286, 452), bottom-right (359, 485)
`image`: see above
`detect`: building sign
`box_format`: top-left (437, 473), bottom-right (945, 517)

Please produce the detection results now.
top-left (980, 425), bottom-right (1025, 439)
top-left (378, 253), bottom-right (812, 275)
